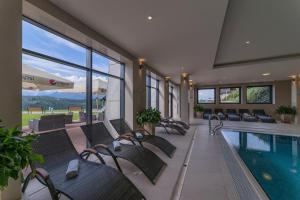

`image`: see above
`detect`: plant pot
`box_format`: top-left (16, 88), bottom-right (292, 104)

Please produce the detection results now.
top-left (280, 114), bottom-right (295, 124)
top-left (0, 178), bottom-right (21, 200)
top-left (195, 112), bottom-right (203, 118)
top-left (143, 123), bottom-right (155, 135)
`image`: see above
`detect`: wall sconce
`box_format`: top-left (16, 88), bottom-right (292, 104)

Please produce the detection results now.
top-left (189, 80), bottom-right (193, 88)
top-left (182, 73), bottom-right (188, 80)
top-left (138, 58), bottom-right (145, 69)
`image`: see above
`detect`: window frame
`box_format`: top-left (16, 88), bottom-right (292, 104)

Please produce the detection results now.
top-left (197, 88), bottom-right (216, 104)
top-left (22, 16), bottom-right (125, 124)
top-left (246, 85), bottom-right (273, 104)
top-left (219, 87), bottom-right (241, 104)
top-left (168, 86), bottom-right (174, 118)
top-left (146, 75), bottom-right (159, 109)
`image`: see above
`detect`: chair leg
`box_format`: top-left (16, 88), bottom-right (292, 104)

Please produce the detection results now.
top-left (112, 156), bottom-right (123, 173)
top-left (22, 173), bottom-right (32, 193)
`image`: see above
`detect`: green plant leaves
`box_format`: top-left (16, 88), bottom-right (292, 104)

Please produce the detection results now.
top-left (0, 126), bottom-right (43, 189)
top-left (276, 105), bottom-right (297, 115)
top-left (136, 108), bottom-right (161, 126)
top-left (194, 104), bottom-right (204, 112)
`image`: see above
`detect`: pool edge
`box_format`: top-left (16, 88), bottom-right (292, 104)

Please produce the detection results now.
top-left (219, 130), bottom-right (269, 200)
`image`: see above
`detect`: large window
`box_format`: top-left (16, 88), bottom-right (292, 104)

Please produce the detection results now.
top-left (246, 85), bottom-right (273, 104)
top-left (22, 18), bottom-right (124, 129)
top-left (146, 75), bottom-right (159, 109)
top-left (23, 20), bottom-right (86, 66)
top-left (197, 88), bottom-right (215, 104)
top-left (219, 87), bottom-right (241, 104)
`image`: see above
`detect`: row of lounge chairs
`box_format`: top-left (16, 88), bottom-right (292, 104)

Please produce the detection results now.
top-left (156, 117), bottom-right (189, 135)
top-left (203, 109), bottom-right (276, 123)
top-left (23, 118), bottom-right (189, 200)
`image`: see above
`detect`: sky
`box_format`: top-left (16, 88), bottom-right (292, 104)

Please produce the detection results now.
top-left (22, 20), bottom-right (117, 97)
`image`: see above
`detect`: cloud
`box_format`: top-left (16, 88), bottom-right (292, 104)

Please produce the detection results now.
top-left (42, 30), bottom-right (85, 53)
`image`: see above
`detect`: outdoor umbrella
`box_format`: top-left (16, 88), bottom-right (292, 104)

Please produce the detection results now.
top-left (22, 64), bottom-right (74, 90)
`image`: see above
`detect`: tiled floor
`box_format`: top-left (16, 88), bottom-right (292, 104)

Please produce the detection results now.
top-left (22, 120), bottom-right (300, 200)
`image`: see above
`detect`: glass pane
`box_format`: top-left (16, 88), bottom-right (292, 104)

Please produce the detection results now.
top-left (151, 77), bottom-right (157, 88)
top-left (247, 86), bottom-right (272, 104)
top-left (92, 52), bottom-right (122, 77)
top-left (151, 88), bottom-right (157, 109)
top-left (92, 73), bottom-right (120, 122)
top-left (22, 20), bottom-right (86, 66)
top-left (198, 89), bottom-right (215, 104)
top-left (22, 54), bottom-right (86, 129)
top-left (220, 88), bottom-right (240, 103)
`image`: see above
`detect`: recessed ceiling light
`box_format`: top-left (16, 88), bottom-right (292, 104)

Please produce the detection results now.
top-left (147, 16), bottom-right (153, 20)
top-left (245, 41), bottom-right (251, 45)
top-left (262, 73), bottom-right (271, 76)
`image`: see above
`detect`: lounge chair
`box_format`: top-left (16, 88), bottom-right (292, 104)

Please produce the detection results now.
top-left (110, 119), bottom-right (176, 158)
top-left (203, 109), bottom-right (212, 120)
top-left (214, 109), bottom-right (226, 120)
top-left (163, 117), bottom-right (189, 129)
top-left (226, 109), bottom-right (241, 121)
top-left (239, 109), bottom-right (258, 122)
top-left (22, 129), bottom-right (145, 200)
top-left (80, 123), bottom-right (166, 184)
top-left (253, 109), bottom-right (276, 123)
top-left (157, 119), bottom-right (186, 135)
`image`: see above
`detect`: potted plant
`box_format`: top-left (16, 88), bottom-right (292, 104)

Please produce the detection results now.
top-left (194, 104), bottom-right (204, 118)
top-left (136, 108), bottom-right (161, 135)
top-left (0, 120), bottom-right (43, 200)
top-left (275, 105), bottom-right (297, 123)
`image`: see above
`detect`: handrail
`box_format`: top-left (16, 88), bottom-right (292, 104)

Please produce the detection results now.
top-left (208, 114), bottom-right (223, 135)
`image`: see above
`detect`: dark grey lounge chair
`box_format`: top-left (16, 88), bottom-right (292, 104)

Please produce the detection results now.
top-left (214, 109), bottom-right (226, 120)
top-left (157, 119), bottom-right (186, 135)
top-left (226, 109), bottom-right (241, 121)
top-left (110, 119), bottom-right (176, 158)
top-left (239, 109), bottom-right (258, 122)
top-left (80, 123), bottom-right (166, 184)
top-left (22, 129), bottom-right (145, 200)
top-left (253, 109), bottom-right (276, 123)
top-left (203, 109), bottom-right (212, 120)
top-left (163, 117), bottom-right (189, 129)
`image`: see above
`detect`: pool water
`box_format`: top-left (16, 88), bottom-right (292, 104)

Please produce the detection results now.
top-left (222, 130), bottom-right (300, 200)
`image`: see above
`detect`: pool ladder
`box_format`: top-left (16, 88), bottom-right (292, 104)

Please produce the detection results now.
top-left (208, 114), bottom-right (223, 135)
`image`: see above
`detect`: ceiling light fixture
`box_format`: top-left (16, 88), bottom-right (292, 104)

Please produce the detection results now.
top-left (147, 16), bottom-right (153, 20)
top-left (262, 73), bottom-right (271, 76)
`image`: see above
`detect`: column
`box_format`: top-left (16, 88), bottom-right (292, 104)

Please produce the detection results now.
top-left (130, 61), bottom-right (146, 128)
top-left (0, 1), bottom-right (22, 199)
top-left (159, 78), bottom-right (165, 118)
top-left (294, 76), bottom-right (300, 124)
top-left (0, 0), bottom-right (22, 126)
top-left (180, 73), bottom-right (189, 124)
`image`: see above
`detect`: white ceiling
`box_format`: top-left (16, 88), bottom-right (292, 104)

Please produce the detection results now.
top-left (49, 0), bottom-right (300, 85)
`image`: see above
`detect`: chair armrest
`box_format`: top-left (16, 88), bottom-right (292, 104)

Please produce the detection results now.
top-left (133, 128), bottom-right (150, 135)
top-left (35, 168), bottom-right (50, 180)
top-left (80, 148), bottom-right (106, 164)
top-left (116, 135), bottom-right (136, 145)
top-left (34, 168), bottom-right (59, 200)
